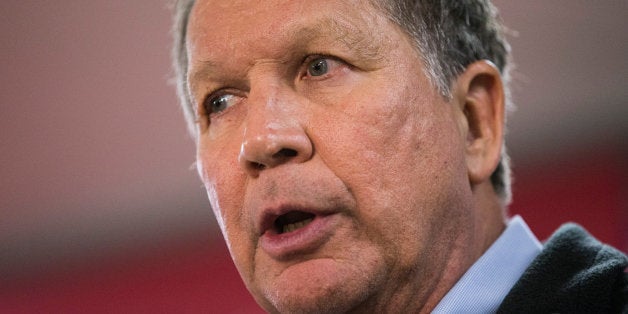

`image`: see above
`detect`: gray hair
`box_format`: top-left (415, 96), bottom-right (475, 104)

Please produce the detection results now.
top-left (171, 0), bottom-right (513, 204)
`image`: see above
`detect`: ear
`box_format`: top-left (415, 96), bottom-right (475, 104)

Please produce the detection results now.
top-left (453, 60), bottom-right (505, 186)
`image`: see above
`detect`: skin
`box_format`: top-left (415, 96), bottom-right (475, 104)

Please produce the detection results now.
top-left (186, 0), bottom-right (507, 312)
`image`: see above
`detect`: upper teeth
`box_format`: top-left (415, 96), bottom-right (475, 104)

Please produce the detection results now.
top-left (282, 218), bottom-right (313, 234)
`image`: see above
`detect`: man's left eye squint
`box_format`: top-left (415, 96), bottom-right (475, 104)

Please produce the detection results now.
top-left (307, 58), bottom-right (329, 77)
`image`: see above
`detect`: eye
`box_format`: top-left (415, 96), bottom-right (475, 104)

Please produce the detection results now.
top-left (307, 57), bottom-right (329, 77)
top-left (203, 93), bottom-right (239, 115)
top-left (301, 56), bottom-right (349, 81)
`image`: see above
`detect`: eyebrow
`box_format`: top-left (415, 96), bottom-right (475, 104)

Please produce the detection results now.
top-left (187, 14), bottom-right (387, 92)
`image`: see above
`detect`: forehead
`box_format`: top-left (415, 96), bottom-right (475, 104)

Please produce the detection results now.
top-left (185, 0), bottom-right (396, 66)
top-left (188, 0), bottom-right (381, 33)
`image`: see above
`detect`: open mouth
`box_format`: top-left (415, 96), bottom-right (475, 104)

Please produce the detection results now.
top-left (273, 211), bottom-right (315, 234)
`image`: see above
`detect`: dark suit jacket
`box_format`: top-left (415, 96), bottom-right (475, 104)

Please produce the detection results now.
top-left (497, 223), bottom-right (627, 313)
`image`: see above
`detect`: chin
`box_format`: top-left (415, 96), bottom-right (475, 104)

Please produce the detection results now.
top-left (253, 258), bottom-right (382, 314)
top-left (263, 286), bottom-right (367, 314)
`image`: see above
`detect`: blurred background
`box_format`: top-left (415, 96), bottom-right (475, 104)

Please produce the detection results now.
top-left (1, 1), bottom-right (626, 313)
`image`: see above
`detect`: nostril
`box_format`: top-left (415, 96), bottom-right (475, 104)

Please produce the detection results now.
top-left (251, 162), bottom-right (266, 170)
top-left (244, 149), bottom-right (297, 173)
top-left (273, 148), bottom-right (297, 159)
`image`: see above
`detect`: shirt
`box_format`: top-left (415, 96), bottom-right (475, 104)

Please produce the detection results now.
top-left (432, 215), bottom-right (542, 313)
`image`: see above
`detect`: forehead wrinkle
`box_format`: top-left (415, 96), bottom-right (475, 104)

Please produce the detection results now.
top-left (289, 14), bottom-right (388, 64)
top-left (187, 6), bottom-right (391, 94)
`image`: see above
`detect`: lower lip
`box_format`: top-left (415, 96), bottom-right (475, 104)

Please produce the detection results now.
top-left (260, 214), bottom-right (339, 260)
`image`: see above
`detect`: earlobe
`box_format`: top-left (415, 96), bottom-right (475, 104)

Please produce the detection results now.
top-left (455, 61), bottom-right (505, 186)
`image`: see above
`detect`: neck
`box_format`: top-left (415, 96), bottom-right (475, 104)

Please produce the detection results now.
top-left (421, 188), bottom-right (506, 313)
top-left (471, 182), bottom-right (508, 261)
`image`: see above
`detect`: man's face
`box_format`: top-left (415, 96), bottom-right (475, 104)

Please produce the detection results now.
top-left (187, 0), bottom-right (475, 312)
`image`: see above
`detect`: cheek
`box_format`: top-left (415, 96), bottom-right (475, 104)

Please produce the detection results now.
top-left (311, 75), bottom-right (468, 255)
top-left (315, 78), bottom-right (441, 187)
top-left (196, 140), bottom-right (250, 254)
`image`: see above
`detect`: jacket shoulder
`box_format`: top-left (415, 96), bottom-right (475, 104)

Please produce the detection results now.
top-left (497, 223), bottom-right (628, 313)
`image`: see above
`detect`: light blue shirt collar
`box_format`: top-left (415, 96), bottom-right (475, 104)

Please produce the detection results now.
top-left (432, 215), bottom-right (542, 313)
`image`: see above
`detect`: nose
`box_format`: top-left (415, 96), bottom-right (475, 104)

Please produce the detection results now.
top-left (238, 87), bottom-right (313, 176)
